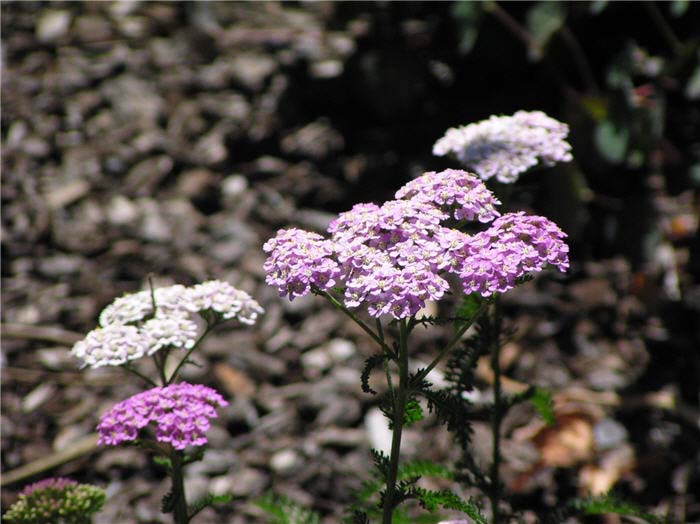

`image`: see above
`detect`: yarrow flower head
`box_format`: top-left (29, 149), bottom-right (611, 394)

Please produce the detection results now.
top-left (185, 280), bottom-right (264, 324)
top-left (433, 111), bottom-right (572, 183)
top-left (459, 212), bottom-right (569, 296)
top-left (96, 382), bottom-right (228, 450)
top-left (71, 324), bottom-right (153, 368)
top-left (3, 477), bottom-right (105, 524)
top-left (263, 169), bottom-right (570, 319)
top-left (72, 280), bottom-right (263, 368)
top-left (395, 169), bottom-right (501, 223)
top-left (263, 228), bottom-right (341, 299)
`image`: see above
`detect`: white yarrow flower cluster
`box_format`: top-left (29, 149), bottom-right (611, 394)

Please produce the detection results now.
top-left (433, 110), bottom-right (572, 183)
top-left (185, 280), bottom-right (264, 324)
top-left (72, 325), bottom-right (153, 368)
top-left (72, 280), bottom-right (263, 368)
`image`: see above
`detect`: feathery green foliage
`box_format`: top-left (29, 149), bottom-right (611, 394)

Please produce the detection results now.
top-left (256, 493), bottom-right (321, 524)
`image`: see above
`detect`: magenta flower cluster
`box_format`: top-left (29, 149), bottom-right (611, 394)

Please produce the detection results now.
top-left (263, 169), bottom-right (569, 319)
top-left (433, 111), bottom-right (572, 183)
top-left (97, 382), bottom-right (228, 450)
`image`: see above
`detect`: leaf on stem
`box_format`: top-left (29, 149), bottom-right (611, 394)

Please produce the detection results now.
top-left (161, 490), bottom-right (175, 514)
top-left (361, 353), bottom-right (387, 394)
top-left (189, 493), bottom-right (233, 519)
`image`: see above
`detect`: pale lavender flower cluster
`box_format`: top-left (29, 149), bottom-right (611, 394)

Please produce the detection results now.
top-left (394, 169), bottom-right (501, 222)
top-left (72, 280), bottom-right (263, 368)
top-left (96, 382), bottom-right (227, 450)
top-left (460, 212), bottom-right (570, 296)
top-left (263, 228), bottom-right (341, 299)
top-left (433, 110), bottom-right (572, 183)
top-left (263, 169), bottom-right (569, 319)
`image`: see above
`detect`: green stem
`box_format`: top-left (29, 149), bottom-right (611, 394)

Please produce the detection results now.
top-left (121, 364), bottom-right (158, 387)
top-left (171, 450), bottom-right (189, 524)
top-left (382, 319), bottom-right (410, 524)
top-left (319, 289), bottom-right (394, 355)
top-left (489, 300), bottom-right (503, 524)
top-left (413, 301), bottom-right (488, 385)
top-left (166, 322), bottom-right (215, 385)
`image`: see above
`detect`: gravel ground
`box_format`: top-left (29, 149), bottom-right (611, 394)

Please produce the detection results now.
top-left (2, 2), bottom-right (699, 523)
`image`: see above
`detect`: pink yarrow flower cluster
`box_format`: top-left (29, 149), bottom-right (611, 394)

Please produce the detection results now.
top-left (433, 111), bottom-right (572, 183)
top-left (460, 212), bottom-right (569, 296)
top-left (263, 169), bottom-right (569, 319)
top-left (96, 382), bottom-right (227, 450)
top-left (21, 478), bottom-right (78, 496)
top-left (72, 280), bottom-right (263, 368)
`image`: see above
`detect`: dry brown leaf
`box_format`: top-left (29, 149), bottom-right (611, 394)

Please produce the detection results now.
top-left (213, 363), bottom-right (257, 398)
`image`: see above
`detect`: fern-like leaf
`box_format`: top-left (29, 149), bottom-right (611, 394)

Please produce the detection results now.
top-left (361, 353), bottom-right (387, 394)
top-left (409, 488), bottom-right (486, 524)
top-left (161, 490), bottom-right (174, 514)
top-left (570, 493), bottom-right (659, 522)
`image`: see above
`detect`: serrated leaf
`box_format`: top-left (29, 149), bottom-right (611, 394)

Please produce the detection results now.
top-left (361, 353), bottom-right (386, 394)
top-left (451, 1), bottom-right (482, 54)
top-left (530, 387), bottom-right (556, 426)
top-left (409, 488), bottom-right (486, 523)
top-left (594, 119), bottom-right (629, 163)
top-left (525, 2), bottom-right (566, 60)
top-left (161, 490), bottom-right (175, 514)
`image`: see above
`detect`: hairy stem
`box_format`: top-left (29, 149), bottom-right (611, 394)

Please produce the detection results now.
top-left (121, 363), bottom-right (158, 387)
top-left (319, 289), bottom-right (394, 355)
top-left (382, 319), bottom-right (410, 524)
top-left (489, 300), bottom-right (504, 524)
top-left (167, 322), bottom-right (214, 385)
top-left (413, 301), bottom-right (488, 385)
top-left (171, 450), bottom-right (189, 524)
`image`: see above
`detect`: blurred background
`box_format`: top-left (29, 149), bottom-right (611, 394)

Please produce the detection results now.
top-left (2, 2), bottom-right (699, 522)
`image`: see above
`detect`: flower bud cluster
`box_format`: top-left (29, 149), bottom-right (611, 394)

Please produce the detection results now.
top-left (72, 280), bottom-right (263, 368)
top-left (433, 111), bottom-right (572, 183)
top-left (96, 382), bottom-right (227, 450)
top-left (263, 169), bottom-right (569, 319)
top-left (3, 477), bottom-right (105, 524)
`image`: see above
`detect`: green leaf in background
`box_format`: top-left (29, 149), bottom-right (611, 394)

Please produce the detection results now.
top-left (525, 1), bottom-right (566, 60)
top-left (455, 294), bottom-right (482, 328)
top-left (589, 0), bottom-right (608, 15)
top-left (670, 0), bottom-right (689, 17)
top-left (685, 62), bottom-right (700, 100)
top-left (451, 1), bottom-right (482, 54)
top-left (257, 492), bottom-right (321, 524)
top-left (530, 387), bottom-right (556, 426)
top-left (594, 119), bottom-right (629, 163)
top-left (571, 493), bottom-right (659, 522)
